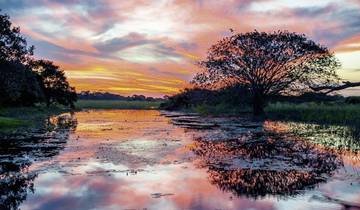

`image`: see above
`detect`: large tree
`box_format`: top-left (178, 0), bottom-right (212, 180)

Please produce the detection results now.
top-left (0, 11), bottom-right (43, 106)
top-left (31, 60), bottom-right (77, 108)
top-left (192, 31), bottom-right (341, 115)
top-left (0, 11), bottom-right (77, 108)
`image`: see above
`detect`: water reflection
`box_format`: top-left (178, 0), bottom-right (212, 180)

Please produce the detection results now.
top-left (284, 122), bottom-right (360, 151)
top-left (2, 110), bottom-right (360, 210)
top-left (0, 113), bottom-right (76, 210)
top-left (189, 121), bottom-right (342, 198)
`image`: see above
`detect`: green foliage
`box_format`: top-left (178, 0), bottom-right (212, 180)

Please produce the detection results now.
top-left (75, 100), bottom-right (161, 110)
top-left (0, 105), bottom-right (70, 131)
top-left (0, 117), bottom-right (26, 128)
top-left (266, 102), bottom-right (360, 125)
top-left (192, 103), bottom-right (251, 116)
top-left (284, 122), bottom-right (360, 151)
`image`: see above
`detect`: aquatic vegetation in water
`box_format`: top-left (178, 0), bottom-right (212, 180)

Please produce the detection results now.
top-left (284, 122), bottom-right (360, 151)
top-left (0, 113), bottom-right (76, 210)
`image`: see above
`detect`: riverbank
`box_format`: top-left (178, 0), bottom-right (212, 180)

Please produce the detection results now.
top-left (75, 100), bottom-right (161, 110)
top-left (184, 102), bottom-right (360, 126)
top-left (0, 106), bottom-right (70, 130)
top-left (0, 100), bottom-right (162, 130)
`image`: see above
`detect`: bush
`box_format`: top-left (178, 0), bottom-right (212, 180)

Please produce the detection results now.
top-left (160, 84), bottom-right (251, 110)
top-left (345, 96), bottom-right (360, 104)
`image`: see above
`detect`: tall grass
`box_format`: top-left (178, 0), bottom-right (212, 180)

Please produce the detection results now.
top-left (0, 117), bottom-right (27, 128)
top-left (192, 103), bottom-right (251, 116)
top-left (0, 105), bottom-right (70, 130)
top-left (75, 100), bottom-right (161, 110)
top-left (266, 102), bottom-right (360, 125)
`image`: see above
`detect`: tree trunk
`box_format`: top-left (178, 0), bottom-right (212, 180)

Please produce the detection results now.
top-left (252, 94), bottom-right (265, 116)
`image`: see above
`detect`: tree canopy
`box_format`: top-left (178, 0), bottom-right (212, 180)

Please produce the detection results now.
top-left (192, 30), bottom-right (341, 115)
top-left (0, 12), bottom-right (34, 63)
top-left (0, 11), bottom-right (77, 108)
top-left (31, 60), bottom-right (77, 108)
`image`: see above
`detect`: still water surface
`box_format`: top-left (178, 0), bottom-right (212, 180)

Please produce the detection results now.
top-left (1, 110), bottom-right (360, 210)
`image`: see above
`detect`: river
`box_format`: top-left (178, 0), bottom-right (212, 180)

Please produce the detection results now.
top-left (1, 110), bottom-right (360, 210)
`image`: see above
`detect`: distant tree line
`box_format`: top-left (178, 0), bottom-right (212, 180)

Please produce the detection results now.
top-left (78, 91), bottom-right (164, 101)
top-left (160, 86), bottom-right (350, 111)
top-left (0, 11), bottom-right (77, 108)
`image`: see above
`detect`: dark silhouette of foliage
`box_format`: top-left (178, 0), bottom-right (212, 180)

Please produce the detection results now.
top-left (192, 30), bottom-right (341, 115)
top-left (0, 11), bottom-right (34, 64)
top-left (345, 96), bottom-right (360, 104)
top-left (0, 11), bottom-right (76, 108)
top-left (160, 84), bottom-right (251, 110)
top-left (0, 61), bottom-right (43, 106)
top-left (160, 86), bottom-right (343, 111)
top-left (31, 60), bottom-right (77, 108)
top-left (78, 91), bottom-right (163, 101)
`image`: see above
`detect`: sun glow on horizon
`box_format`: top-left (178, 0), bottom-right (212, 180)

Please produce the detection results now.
top-left (2, 0), bottom-right (360, 96)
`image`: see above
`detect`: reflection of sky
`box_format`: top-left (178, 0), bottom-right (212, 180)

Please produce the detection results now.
top-left (22, 165), bottom-right (278, 210)
top-left (1, 0), bottom-right (360, 96)
top-left (15, 110), bottom-right (360, 209)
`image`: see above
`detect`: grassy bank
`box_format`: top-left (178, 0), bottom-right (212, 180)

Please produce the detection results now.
top-left (190, 103), bottom-right (252, 116)
top-left (0, 116), bottom-right (27, 128)
top-left (0, 106), bottom-right (70, 130)
top-left (266, 102), bottom-right (360, 125)
top-left (187, 102), bottom-right (360, 126)
top-left (75, 100), bottom-right (161, 110)
top-left (0, 100), bottom-right (162, 130)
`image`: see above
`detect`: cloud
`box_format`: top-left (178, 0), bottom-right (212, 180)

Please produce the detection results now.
top-left (28, 38), bottom-right (100, 63)
top-left (1, 0), bottom-right (360, 96)
top-left (93, 33), bottom-right (150, 53)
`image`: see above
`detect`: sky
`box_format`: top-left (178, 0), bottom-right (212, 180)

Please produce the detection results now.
top-left (1, 0), bottom-right (360, 97)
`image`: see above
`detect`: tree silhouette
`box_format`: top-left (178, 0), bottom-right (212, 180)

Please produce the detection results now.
top-left (192, 31), bottom-right (340, 115)
top-left (31, 60), bottom-right (77, 108)
top-left (0, 61), bottom-right (43, 106)
top-left (0, 11), bottom-right (77, 108)
top-left (0, 11), bottom-right (34, 64)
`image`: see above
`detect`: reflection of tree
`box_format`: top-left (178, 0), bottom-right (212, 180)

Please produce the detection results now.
top-left (0, 113), bottom-right (76, 210)
top-left (190, 128), bottom-right (342, 198)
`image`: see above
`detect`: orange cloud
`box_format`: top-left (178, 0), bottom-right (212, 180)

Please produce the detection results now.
top-left (3, 0), bottom-right (360, 96)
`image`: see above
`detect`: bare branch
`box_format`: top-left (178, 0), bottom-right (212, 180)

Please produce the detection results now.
top-left (310, 81), bottom-right (360, 94)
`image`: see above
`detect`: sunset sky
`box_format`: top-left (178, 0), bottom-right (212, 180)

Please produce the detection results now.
top-left (1, 0), bottom-right (360, 96)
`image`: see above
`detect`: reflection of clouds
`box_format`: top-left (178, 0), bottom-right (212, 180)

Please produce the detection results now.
top-left (21, 164), bottom-right (276, 210)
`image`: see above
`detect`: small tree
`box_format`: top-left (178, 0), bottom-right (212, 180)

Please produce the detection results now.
top-left (31, 60), bottom-right (77, 108)
top-left (192, 31), bottom-right (340, 115)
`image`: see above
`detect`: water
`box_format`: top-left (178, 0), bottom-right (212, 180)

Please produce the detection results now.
top-left (1, 110), bottom-right (360, 210)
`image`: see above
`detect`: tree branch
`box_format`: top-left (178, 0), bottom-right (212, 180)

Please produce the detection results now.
top-left (310, 81), bottom-right (360, 94)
